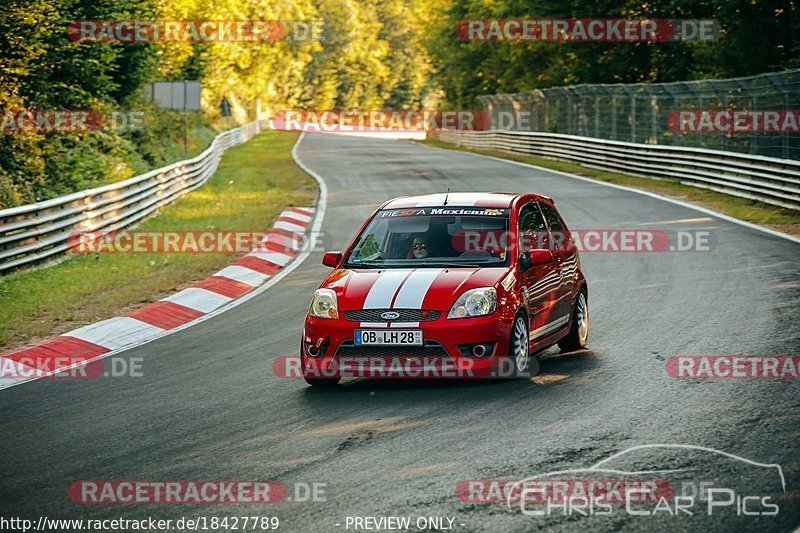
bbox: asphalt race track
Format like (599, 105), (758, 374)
(1, 132), (799, 531)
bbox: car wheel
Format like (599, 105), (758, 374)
(510, 313), (530, 374)
(558, 290), (589, 352)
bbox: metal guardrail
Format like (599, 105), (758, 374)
(0, 120), (266, 274)
(432, 129), (800, 210)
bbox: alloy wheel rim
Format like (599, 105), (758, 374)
(576, 293), (589, 344)
(513, 316), (529, 372)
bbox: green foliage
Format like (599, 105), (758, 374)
(0, 0), (440, 208)
(0, 0), (172, 207)
(426, 0), (800, 107)
(2, 0), (794, 208)
(159, 0), (437, 116)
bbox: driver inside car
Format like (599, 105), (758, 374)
(411, 236), (430, 259)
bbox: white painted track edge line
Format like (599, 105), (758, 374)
(1, 131), (326, 391)
(420, 140), (800, 245)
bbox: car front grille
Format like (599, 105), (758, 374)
(343, 309), (441, 322)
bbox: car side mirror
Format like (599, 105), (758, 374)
(322, 251), (342, 268)
(520, 249), (553, 270)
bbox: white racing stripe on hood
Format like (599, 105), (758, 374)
(392, 268), (443, 308)
(362, 269), (413, 309)
(390, 268), (443, 328)
(358, 268), (442, 329)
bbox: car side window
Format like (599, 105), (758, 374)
(539, 203), (564, 231)
(518, 203), (547, 251)
(539, 202), (569, 250)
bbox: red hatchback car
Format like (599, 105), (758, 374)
(301, 192), (588, 386)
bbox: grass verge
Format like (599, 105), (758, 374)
(422, 138), (800, 235)
(0, 130), (315, 350)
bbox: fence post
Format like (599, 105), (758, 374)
(595, 96), (600, 138)
(566, 93), (573, 134)
(783, 92), (789, 159)
(721, 93), (728, 152)
(670, 95), (679, 146)
(554, 99), (560, 133)
(544, 97), (549, 131)
(651, 97), (658, 144)
(697, 95), (703, 148)
(611, 95), (617, 140)
(750, 94), (757, 155)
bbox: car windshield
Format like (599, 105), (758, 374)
(344, 207), (510, 268)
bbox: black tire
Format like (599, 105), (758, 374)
(558, 290), (589, 352)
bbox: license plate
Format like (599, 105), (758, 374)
(355, 330), (423, 346)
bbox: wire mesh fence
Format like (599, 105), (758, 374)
(478, 70), (800, 160)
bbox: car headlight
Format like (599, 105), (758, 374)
(309, 289), (339, 319)
(448, 287), (497, 319)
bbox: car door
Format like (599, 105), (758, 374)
(539, 201), (575, 322)
(517, 203), (561, 340)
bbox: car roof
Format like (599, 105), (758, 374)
(383, 192), (529, 209)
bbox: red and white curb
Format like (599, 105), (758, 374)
(0, 206), (316, 390)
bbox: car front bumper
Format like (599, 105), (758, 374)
(302, 313), (515, 379)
